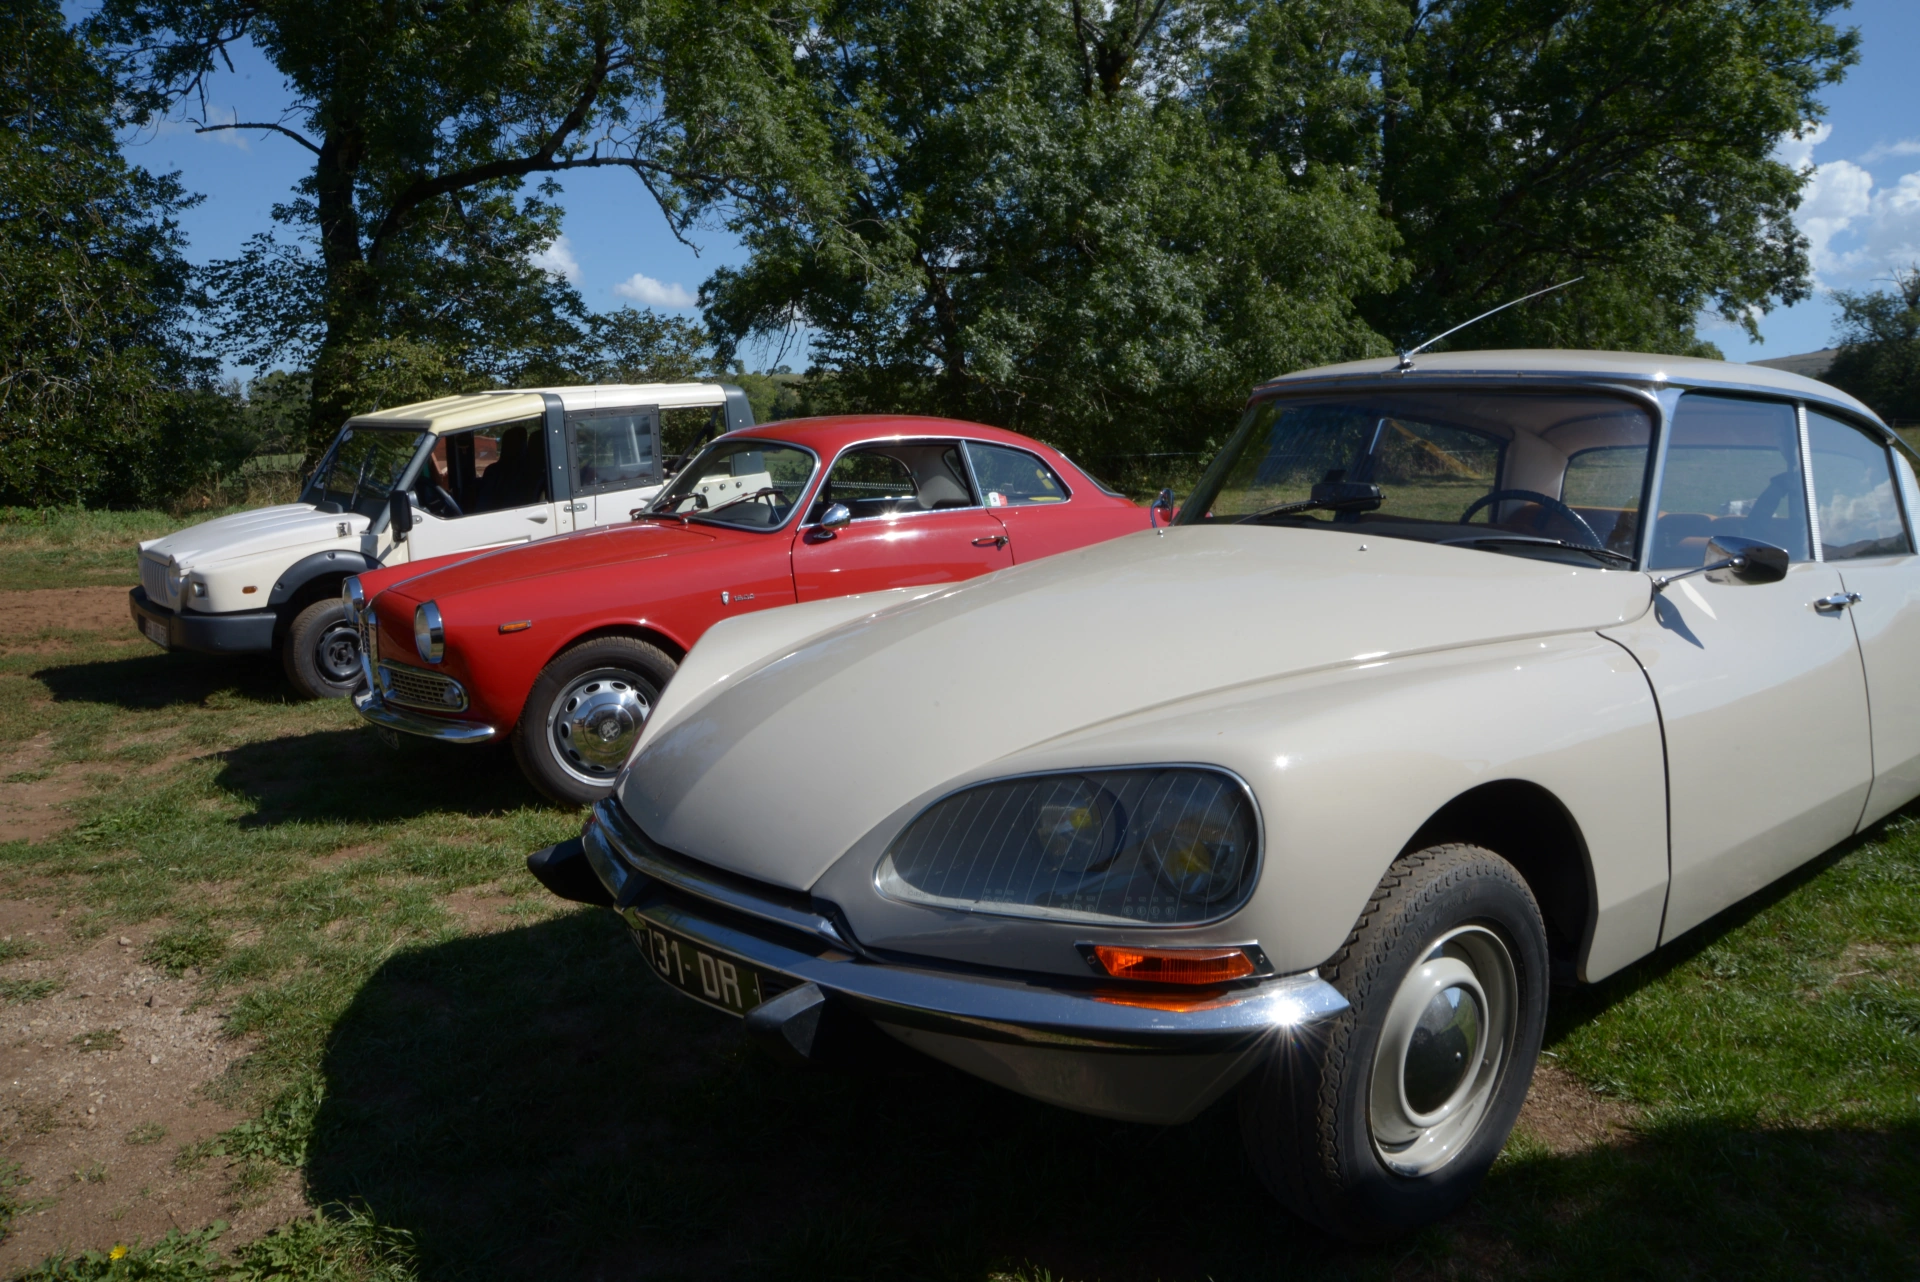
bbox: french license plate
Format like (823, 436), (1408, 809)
(635, 919), (771, 1016)
(139, 616), (168, 650)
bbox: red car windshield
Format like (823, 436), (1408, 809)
(646, 440), (818, 530)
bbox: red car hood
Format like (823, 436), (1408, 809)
(375, 520), (732, 605)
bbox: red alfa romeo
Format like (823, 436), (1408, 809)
(346, 415), (1145, 803)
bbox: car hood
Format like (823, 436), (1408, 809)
(139, 504), (368, 569)
(378, 520), (731, 603)
(619, 525), (1655, 891)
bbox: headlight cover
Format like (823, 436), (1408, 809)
(875, 766), (1260, 926)
(414, 600), (445, 663)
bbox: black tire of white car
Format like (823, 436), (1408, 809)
(282, 598), (364, 700)
(512, 636), (678, 806)
(1238, 844), (1548, 1240)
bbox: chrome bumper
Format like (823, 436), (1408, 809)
(581, 804), (1349, 1124)
(351, 685), (498, 744)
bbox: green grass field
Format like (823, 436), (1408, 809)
(0, 513), (1914, 1280)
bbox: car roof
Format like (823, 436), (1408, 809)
(1257, 349), (1891, 436)
(724, 414), (1067, 457)
(344, 383), (731, 435)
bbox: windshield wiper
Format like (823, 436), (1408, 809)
(1242, 480), (1384, 523)
(1438, 533), (1633, 567)
(692, 487), (787, 522)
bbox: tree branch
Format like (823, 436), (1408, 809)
(195, 121), (321, 154)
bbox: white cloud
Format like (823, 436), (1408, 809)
(613, 273), (697, 308)
(1774, 123), (1920, 288)
(1861, 139), (1920, 164)
(1799, 159), (1874, 271)
(529, 234), (581, 283)
(1773, 123), (1830, 174)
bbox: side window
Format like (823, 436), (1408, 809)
(569, 409), (660, 495)
(968, 443), (1071, 507)
(420, 418), (549, 518)
(812, 443), (977, 521)
(1649, 396), (1808, 570)
(1807, 410), (1913, 560)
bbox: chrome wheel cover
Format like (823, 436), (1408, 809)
(547, 668), (652, 785)
(315, 618), (361, 685)
(1368, 924), (1517, 1177)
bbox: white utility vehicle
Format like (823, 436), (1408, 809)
(130, 383), (751, 698)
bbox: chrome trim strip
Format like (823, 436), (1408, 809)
(587, 799), (853, 950)
(622, 896), (1349, 1052)
(351, 685), (498, 744)
(1798, 402), (1824, 562)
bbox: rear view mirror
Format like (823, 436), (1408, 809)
(1704, 535), (1788, 585)
(389, 489), (414, 541)
(819, 503), (852, 532)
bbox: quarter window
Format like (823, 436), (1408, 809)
(968, 443), (1071, 506)
(1649, 396), (1809, 570)
(1806, 410), (1913, 560)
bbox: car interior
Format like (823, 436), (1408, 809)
(808, 443), (977, 522)
(416, 419), (550, 519)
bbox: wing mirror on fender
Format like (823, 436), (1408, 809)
(388, 489), (414, 542)
(1652, 535), (1789, 592)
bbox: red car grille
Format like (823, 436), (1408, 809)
(378, 662), (468, 713)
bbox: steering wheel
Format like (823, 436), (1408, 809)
(1460, 488), (1602, 547)
(430, 484), (462, 517)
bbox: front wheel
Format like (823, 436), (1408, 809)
(1239, 844), (1548, 1240)
(512, 636), (677, 806)
(282, 597), (364, 699)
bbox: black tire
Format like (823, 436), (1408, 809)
(1239, 844), (1548, 1240)
(511, 635), (677, 806)
(282, 597), (364, 699)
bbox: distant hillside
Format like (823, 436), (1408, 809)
(1750, 349), (1838, 379)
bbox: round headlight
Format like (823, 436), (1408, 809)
(342, 576), (366, 611)
(876, 766), (1259, 926)
(414, 601), (445, 663)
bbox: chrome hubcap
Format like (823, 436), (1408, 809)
(316, 620), (361, 684)
(1368, 924), (1516, 1176)
(548, 668), (652, 784)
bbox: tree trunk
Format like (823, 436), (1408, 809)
(304, 115), (371, 459)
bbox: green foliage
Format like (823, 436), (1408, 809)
(0, 1158), (31, 1242)
(0, 0), (227, 507)
(18, 1226), (227, 1280)
(143, 925), (228, 975)
(1826, 266), (1920, 422)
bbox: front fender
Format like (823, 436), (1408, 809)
(270, 549), (378, 607)
(810, 632), (1667, 984)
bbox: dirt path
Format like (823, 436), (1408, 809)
(0, 587), (138, 645)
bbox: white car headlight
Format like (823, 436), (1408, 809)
(414, 601), (445, 663)
(875, 766), (1259, 926)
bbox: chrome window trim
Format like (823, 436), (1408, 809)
(872, 762), (1266, 929)
(803, 436), (984, 528)
(1798, 402), (1825, 562)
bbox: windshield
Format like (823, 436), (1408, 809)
(645, 438), (818, 530)
(304, 426), (428, 520)
(1179, 390), (1655, 565)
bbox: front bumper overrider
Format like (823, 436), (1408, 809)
(549, 800), (1350, 1125)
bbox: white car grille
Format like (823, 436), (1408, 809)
(379, 662), (468, 713)
(139, 555), (176, 610)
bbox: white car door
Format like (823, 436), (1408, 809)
(1804, 408), (1920, 828)
(405, 417), (560, 559)
(1602, 392), (1872, 943)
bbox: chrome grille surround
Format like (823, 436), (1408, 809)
(377, 661), (468, 713)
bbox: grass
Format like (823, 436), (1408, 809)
(0, 511), (1916, 1279)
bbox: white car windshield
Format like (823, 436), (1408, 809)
(303, 426), (428, 520)
(1179, 390), (1656, 566)
(644, 439), (818, 530)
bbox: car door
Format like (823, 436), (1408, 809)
(566, 404), (665, 528)
(1803, 407), (1920, 827)
(1600, 392), (1872, 943)
(406, 418), (561, 558)
(791, 441), (1014, 601)
(962, 440), (1096, 562)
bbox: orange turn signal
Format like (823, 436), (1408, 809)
(1091, 945), (1256, 986)
(498, 620), (532, 634)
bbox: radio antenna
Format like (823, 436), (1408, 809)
(1394, 277), (1585, 373)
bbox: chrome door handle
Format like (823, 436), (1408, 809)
(1813, 592), (1862, 613)
(972, 535), (1009, 548)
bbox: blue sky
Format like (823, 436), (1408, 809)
(115, 0), (1920, 374)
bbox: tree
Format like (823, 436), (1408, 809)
(704, 0), (1403, 460)
(1336, 0), (1859, 354)
(1825, 267), (1920, 423)
(92, 0), (824, 452)
(0, 0), (225, 506)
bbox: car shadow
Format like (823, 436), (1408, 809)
(34, 649), (289, 709)
(213, 728), (550, 825)
(305, 910), (1920, 1281)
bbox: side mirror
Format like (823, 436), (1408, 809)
(818, 503), (852, 533)
(1704, 535), (1789, 585)
(1150, 488), (1175, 532)
(388, 488), (414, 541)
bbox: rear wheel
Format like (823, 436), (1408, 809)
(1238, 844), (1548, 1240)
(512, 636), (677, 806)
(282, 597), (363, 699)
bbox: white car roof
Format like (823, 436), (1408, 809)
(345, 383), (730, 435)
(1258, 349), (1888, 435)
